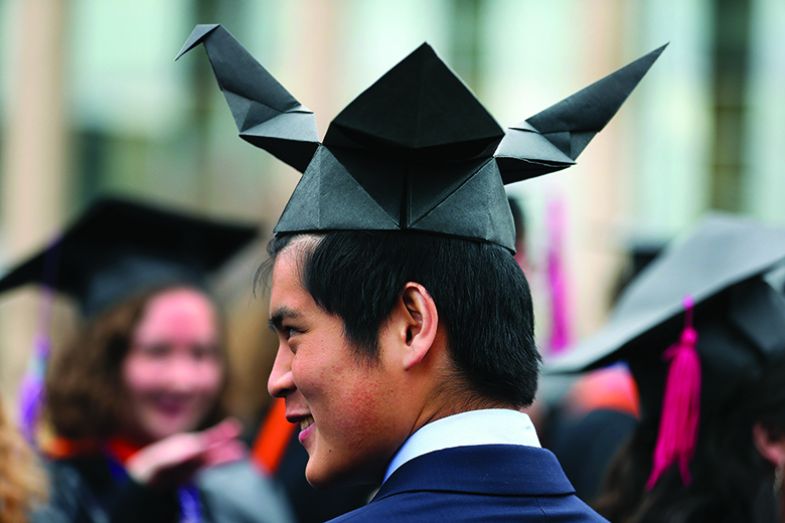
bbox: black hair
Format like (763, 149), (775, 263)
(267, 231), (540, 407)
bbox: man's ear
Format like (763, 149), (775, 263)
(752, 422), (785, 468)
(394, 282), (439, 371)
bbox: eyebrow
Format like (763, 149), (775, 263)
(268, 307), (302, 332)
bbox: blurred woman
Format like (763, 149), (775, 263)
(0, 196), (293, 523)
(43, 285), (268, 521)
(548, 215), (785, 523)
(596, 356), (785, 523)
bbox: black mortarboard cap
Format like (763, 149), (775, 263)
(177, 24), (665, 251)
(547, 214), (785, 421)
(0, 196), (258, 317)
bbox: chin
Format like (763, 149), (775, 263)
(304, 460), (332, 488)
(142, 417), (197, 441)
(305, 458), (380, 489)
(142, 427), (178, 442)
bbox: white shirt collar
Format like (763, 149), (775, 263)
(383, 408), (541, 483)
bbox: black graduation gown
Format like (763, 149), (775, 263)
(34, 455), (294, 523)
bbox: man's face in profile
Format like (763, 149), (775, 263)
(267, 241), (409, 487)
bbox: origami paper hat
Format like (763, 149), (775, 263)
(178, 24), (664, 251)
(0, 196), (258, 316)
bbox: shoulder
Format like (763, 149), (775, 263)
(197, 458), (295, 523)
(334, 445), (608, 522)
(36, 458), (89, 519)
(34, 455), (113, 523)
(44, 454), (111, 497)
(328, 490), (607, 522)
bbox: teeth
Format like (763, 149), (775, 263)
(299, 416), (314, 431)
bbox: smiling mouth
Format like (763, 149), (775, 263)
(297, 415), (316, 445)
(152, 398), (192, 417)
(299, 416), (315, 432)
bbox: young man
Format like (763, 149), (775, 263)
(179, 24), (663, 521)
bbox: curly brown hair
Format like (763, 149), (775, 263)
(45, 285), (228, 441)
(0, 400), (47, 523)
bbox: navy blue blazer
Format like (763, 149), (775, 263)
(328, 444), (607, 522)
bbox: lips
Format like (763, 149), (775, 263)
(299, 416), (314, 432)
(146, 395), (200, 423)
(132, 395), (206, 440)
(298, 419), (315, 444)
(288, 413), (316, 445)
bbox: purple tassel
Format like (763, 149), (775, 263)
(18, 235), (61, 445)
(18, 332), (51, 442)
(18, 282), (56, 444)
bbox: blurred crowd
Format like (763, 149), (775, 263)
(2, 2), (785, 523)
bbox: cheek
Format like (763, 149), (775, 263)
(194, 360), (224, 396)
(291, 332), (351, 397)
(290, 330), (395, 439)
(291, 351), (347, 405)
(297, 357), (385, 428)
(122, 357), (162, 396)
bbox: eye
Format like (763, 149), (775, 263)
(280, 325), (305, 355)
(192, 343), (219, 360)
(284, 325), (303, 340)
(137, 343), (170, 359)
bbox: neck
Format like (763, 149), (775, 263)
(410, 387), (516, 438)
(402, 347), (518, 454)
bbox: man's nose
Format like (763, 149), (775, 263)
(267, 345), (295, 398)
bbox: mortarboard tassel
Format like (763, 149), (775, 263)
(646, 295), (701, 490)
(18, 289), (54, 443)
(546, 196), (571, 354)
(17, 236), (61, 444)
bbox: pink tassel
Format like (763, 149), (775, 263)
(546, 196), (571, 354)
(646, 295), (701, 490)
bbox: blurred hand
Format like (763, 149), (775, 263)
(126, 418), (245, 488)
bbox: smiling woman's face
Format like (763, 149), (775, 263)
(121, 287), (223, 443)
